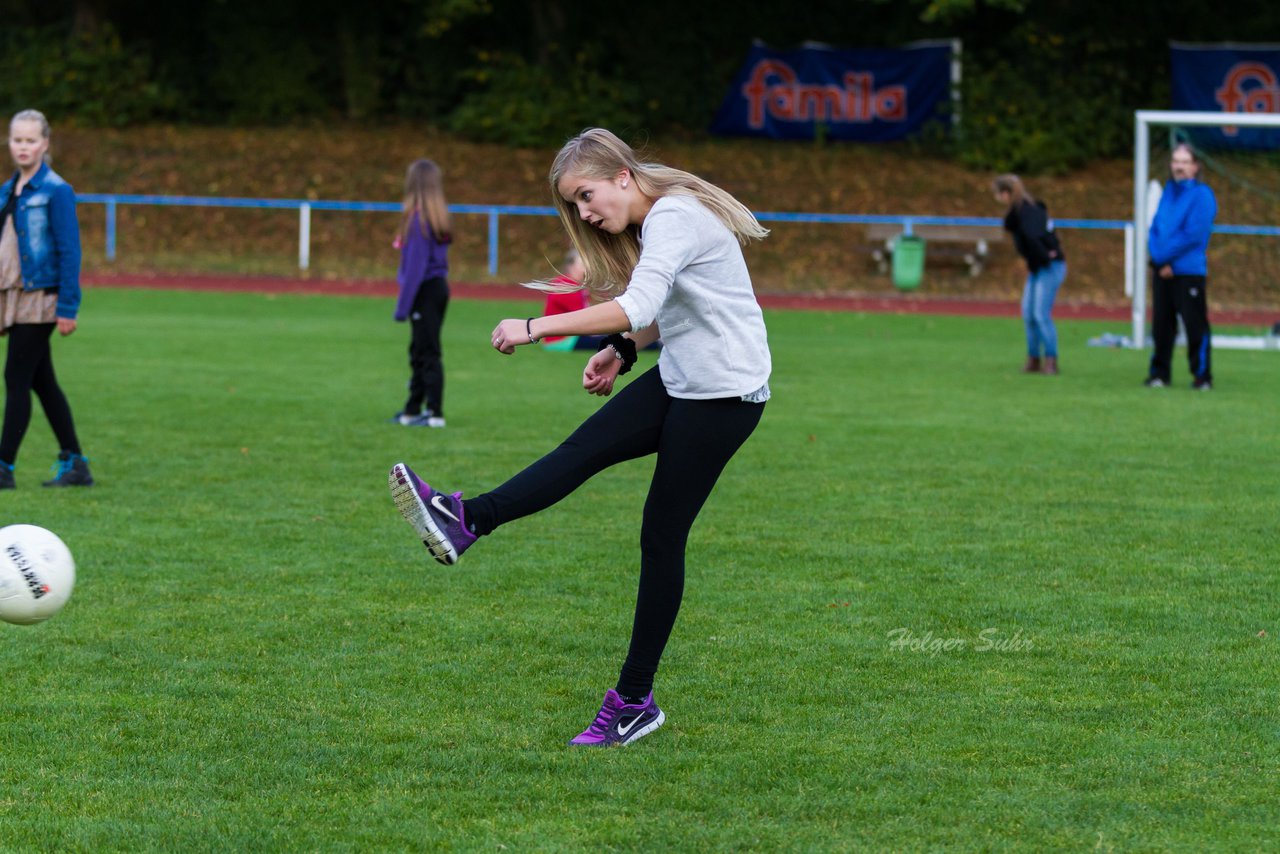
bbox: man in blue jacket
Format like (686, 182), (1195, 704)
(1146, 143), (1217, 390)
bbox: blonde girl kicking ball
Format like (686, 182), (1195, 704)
(389, 128), (770, 746)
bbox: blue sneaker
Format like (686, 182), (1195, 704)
(388, 462), (476, 565)
(43, 451), (94, 487)
(569, 689), (666, 747)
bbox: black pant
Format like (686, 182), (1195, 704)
(403, 277), (448, 416)
(463, 367), (765, 697)
(1150, 274), (1212, 383)
(0, 323), (81, 464)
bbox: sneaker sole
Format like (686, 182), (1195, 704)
(621, 709), (665, 745)
(388, 463), (458, 565)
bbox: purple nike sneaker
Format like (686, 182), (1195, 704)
(569, 689), (666, 747)
(388, 462), (477, 565)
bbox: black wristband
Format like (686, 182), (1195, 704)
(598, 333), (638, 375)
(526, 317), (539, 343)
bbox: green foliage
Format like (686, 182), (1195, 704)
(918, 0), (1027, 23)
(418, 0), (494, 37)
(202, 23), (328, 123)
(949, 26), (1144, 173)
(448, 50), (651, 147)
(338, 28), (382, 121)
(0, 23), (174, 126)
(12, 0), (1280, 166)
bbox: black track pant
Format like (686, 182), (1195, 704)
(1149, 274), (1212, 384)
(0, 323), (81, 465)
(403, 277), (449, 416)
(463, 367), (765, 698)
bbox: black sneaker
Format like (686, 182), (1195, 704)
(43, 451), (94, 487)
(1192, 378), (1213, 391)
(0, 463), (13, 490)
(1143, 377), (1167, 388)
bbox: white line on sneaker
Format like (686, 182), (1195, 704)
(388, 463), (457, 564)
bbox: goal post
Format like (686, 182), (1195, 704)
(1131, 109), (1280, 348)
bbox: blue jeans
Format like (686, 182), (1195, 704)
(1022, 260), (1066, 358)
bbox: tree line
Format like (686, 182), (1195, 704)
(4, 0), (1279, 172)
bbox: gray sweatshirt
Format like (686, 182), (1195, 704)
(613, 195), (772, 400)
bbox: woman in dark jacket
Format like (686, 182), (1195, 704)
(994, 174), (1067, 375)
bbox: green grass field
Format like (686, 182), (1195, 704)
(1, 288), (1276, 851)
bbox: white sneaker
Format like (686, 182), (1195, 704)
(393, 412), (445, 427)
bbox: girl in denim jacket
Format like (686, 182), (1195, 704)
(0, 110), (92, 488)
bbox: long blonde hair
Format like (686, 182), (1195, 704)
(535, 128), (767, 297)
(399, 159), (451, 243)
(992, 173), (1034, 210)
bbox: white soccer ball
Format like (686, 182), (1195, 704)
(0, 524), (75, 625)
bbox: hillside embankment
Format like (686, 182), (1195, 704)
(59, 126), (1278, 310)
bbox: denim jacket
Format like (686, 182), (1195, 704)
(0, 162), (82, 319)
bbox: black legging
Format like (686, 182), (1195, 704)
(463, 366), (764, 698)
(403, 277), (449, 417)
(0, 322), (81, 464)
(1149, 274), (1212, 384)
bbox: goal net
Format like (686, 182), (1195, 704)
(1130, 110), (1280, 349)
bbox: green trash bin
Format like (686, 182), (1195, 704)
(891, 235), (925, 290)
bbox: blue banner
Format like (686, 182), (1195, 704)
(1170, 42), (1280, 149)
(711, 41), (954, 142)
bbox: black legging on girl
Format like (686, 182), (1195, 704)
(1, 322), (82, 464)
(462, 366), (764, 698)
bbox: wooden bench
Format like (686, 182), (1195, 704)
(865, 223), (1006, 277)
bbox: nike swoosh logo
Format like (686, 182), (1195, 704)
(429, 494), (459, 522)
(616, 712), (647, 737)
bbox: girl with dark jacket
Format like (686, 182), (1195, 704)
(994, 174), (1067, 375)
